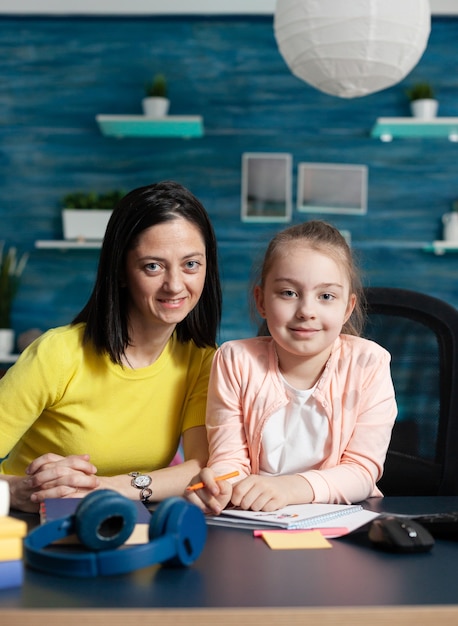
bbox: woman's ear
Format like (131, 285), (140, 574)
(254, 285), (266, 319)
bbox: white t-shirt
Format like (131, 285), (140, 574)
(259, 376), (330, 475)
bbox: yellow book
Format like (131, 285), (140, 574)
(0, 516), (28, 540)
(0, 537), (23, 561)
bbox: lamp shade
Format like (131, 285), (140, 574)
(274, 0), (431, 98)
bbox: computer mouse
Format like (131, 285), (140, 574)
(368, 516), (435, 553)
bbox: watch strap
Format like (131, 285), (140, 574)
(140, 487), (153, 502)
(128, 472), (153, 502)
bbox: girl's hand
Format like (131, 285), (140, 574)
(25, 453), (99, 503)
(231, 475), (311, 512)
(185, 467), (233, 515)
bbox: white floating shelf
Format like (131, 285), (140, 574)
(35, 240), (102, 249)
(0, 354), (19, 363)
(96, 115), (204, 138)
(371, 117), (458, 141)
(424, 241), (458, 255)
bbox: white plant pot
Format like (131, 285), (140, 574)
(141, 97), (170, 117)
(442, 212), (458, 242)
(62, 209), (112, 241)
(410, 99), (439, 119)
(0, 328), (14, 355)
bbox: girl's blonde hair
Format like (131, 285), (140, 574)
(256, 220), (365, 336)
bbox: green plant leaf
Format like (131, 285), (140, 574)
(0, 243), (28, 328)
(62, 190), (125, 209)
(145, 73), (167, 98)
(406, 82), (435, 101)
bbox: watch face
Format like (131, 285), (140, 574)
(134, 474), (152, 488)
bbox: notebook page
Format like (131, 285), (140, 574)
(207, 503), (372, 529)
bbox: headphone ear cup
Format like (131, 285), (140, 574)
(149, 497), (207, 566)
(149, 497), (181, 538)
(75, 489), (137, 551)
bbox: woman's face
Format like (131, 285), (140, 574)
(125, 217), (206, 332)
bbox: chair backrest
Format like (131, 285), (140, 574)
(364, 287), (458, 496)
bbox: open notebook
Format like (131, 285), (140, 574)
(206, 503), (379, 535)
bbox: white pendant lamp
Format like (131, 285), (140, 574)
(274, 0), (431, 98)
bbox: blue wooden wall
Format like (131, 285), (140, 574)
(1, 15), (457, 344)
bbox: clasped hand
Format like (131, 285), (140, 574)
(23, 453), (99, 506)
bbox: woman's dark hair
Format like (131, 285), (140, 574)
(73, 181), (222, 363)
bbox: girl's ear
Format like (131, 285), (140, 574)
(344, 293), (357, 324)
(254, 285), (266, 319)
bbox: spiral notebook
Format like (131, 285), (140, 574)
(206, 503), (379, 533)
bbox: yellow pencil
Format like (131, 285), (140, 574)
(186, 471), (239, 491)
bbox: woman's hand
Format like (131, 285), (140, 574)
(7, 475), (42, 513)
(185, 467), (233, 515)
(25, 453), (99, 503)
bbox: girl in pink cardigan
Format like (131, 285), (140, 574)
(187, 220), (397, 514)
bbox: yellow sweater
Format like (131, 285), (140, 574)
(0, 324), (215, 476)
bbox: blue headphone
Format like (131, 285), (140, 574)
(24, 489), (207, 577)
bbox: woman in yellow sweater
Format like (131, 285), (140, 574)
(1, 180), (222, 512)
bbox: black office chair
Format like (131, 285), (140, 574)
(364, 287), (458, 496)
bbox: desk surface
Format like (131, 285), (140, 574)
(2, 496), (458, 626)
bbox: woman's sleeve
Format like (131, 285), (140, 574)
(205, 345), (252, 479)
(181, 346), (216, 432)
(0, 334), (62, 460)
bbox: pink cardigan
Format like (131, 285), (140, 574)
(206, 335), (397, 504)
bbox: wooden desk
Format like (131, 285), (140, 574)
(2, 497), (458, 626)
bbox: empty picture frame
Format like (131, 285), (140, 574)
(297, 163), (368, 215)
(241, 153), (292, 222)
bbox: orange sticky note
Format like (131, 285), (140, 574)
(260, 530), (332, 550)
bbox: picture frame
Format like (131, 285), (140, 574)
(241, 153), (292, 222)
(297, 163), (368, 215)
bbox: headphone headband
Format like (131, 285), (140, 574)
(24, 490), (207, 577)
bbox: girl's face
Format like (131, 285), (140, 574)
(254, 243), (356, 369)
(125, 217), (206, 332)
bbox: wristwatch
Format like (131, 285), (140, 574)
(128, 471), (153, 502)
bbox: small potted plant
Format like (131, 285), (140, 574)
(406, 82), (438, 119)
(142, 73), (170, 117)
(0, 242), (29, 354)
(61, 190), (125, 241)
